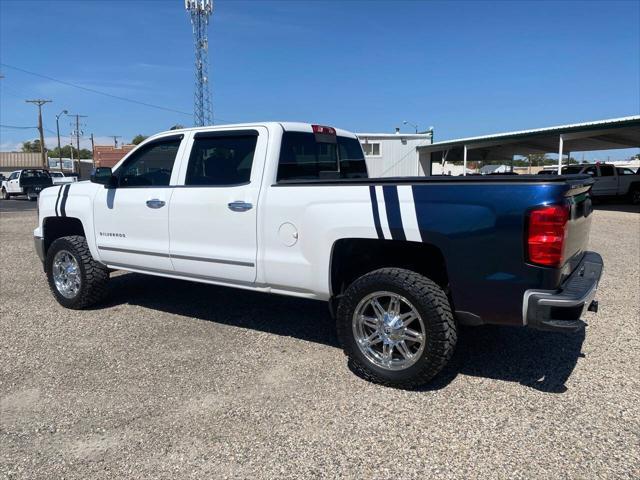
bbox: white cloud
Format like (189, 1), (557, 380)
(0, 141), (23, 152)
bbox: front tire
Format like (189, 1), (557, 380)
(337, 268), (457, 389)
(46, 235), (110, 309)
(1, 188), (10, 200)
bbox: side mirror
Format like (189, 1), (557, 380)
(90, 167), (118, 188)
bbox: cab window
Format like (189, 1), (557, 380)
(599, 165), (615, 177)
(185, 132), (258, 186)
(117, 137), (182, 187)
(277, 132), (368, 181)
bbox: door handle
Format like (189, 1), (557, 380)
(146, 199), (166, 209)
(228, 201), (253, 212)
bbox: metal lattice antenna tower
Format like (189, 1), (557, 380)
(185, 0), (213, 126)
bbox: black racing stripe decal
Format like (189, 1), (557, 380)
(59, 184), (71, 217)
(54, 185), (64, 216)
(369, 186), (384, 240)
(382, 185), (406, 241)
(411, 185), (427, 242)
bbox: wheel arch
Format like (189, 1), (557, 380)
(42, 216), (86, 256)
(329, 238), (450, 298)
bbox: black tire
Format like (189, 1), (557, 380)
(336, 268), (456, 389)
(28, 195), (37, 201)
(1, 188), (9, 200)
(45, 235), (110, 309)
(630, 186), (640, 205)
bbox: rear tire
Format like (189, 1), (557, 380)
(46, 235), (110, 309)
(630, 187), (640, 205)
(336, 268), (457, 389)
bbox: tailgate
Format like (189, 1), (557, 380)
(563, 179), (594, 276)
(20, 176), (53, 188)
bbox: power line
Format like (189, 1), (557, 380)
(1, 63), (192, 117)
(0, 124), (37, 129)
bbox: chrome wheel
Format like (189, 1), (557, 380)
(52, 250), (81, 299)
(352, 291), (426, 371)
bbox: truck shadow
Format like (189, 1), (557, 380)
(415, 325), (585, 394)
(103, 272), (585, 394)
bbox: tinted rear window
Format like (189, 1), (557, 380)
(277, 132), (368, 181)
(22, 170), (50, 178)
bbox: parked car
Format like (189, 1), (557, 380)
(49, 171), (78, 185)
(33, 123), (603, 388)
(1, 169), (54, 201)
(561, 164), (640, 204)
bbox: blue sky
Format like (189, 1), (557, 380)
(1, 0), (638, 159)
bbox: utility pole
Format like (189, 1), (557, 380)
(26, 99), (52, 168)
(110, 135), (122, 148)
(55, 109), (68, 171)
(68, 113), (87, 173)
(90, 133), (95, 151)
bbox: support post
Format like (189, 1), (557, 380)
(463, 145), (468, 176)
(557, 135), (564, 174)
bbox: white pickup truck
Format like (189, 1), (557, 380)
(1, 169), (53, 200)
(49, 171), (78, 185)
(541, 163), (640, 203)
(34, 122), (603, 387)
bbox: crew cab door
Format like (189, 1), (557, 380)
(6, 172), (20, 193)
(93, 134), (186, 271)
(168, 128), (268, 283)
(594, 164), (617, 196)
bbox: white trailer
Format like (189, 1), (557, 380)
(357, 131), (433, 177)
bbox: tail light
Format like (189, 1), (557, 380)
(527, 204), (570, 267)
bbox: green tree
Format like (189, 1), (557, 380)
(48, 145), (92, 160)
(22, 139), (43, 153)
(131, 134), (148, 145)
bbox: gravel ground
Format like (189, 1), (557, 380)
(1, 205), (639, 479)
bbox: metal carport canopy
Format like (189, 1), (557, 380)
(417, 116), (640, 174)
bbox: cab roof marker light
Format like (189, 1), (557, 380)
(312, 125), (336, 136)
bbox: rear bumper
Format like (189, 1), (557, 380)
(524, 251), (603, 332)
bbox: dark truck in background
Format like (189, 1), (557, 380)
(1, 169), (54, 201)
